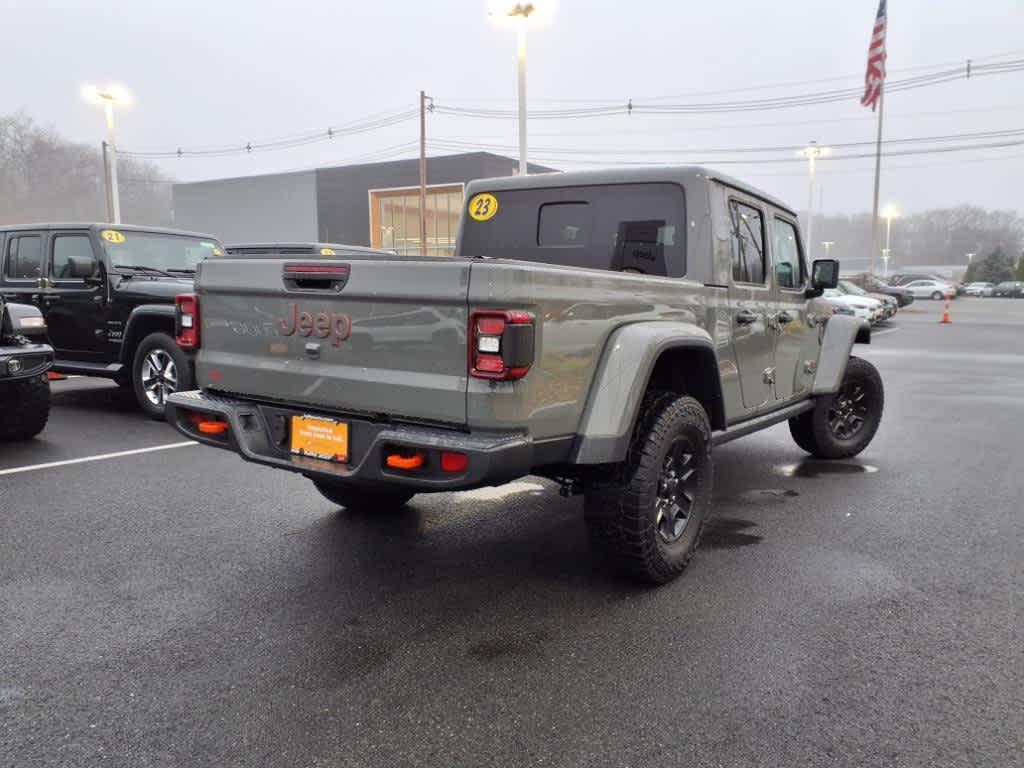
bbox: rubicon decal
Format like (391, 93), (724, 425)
(278, 303), (352, 347)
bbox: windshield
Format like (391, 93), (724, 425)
(102, 230), (223, 272)
(839, 280), (868, 296)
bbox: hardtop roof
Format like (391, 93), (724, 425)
(464, 166), (798, 218)
(0, 222), (220, 240)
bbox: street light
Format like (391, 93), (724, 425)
(882, 204), (899, 273)
(799, 142), (830, 260)
(82, 84), (132, 224)
(821, 240), (835, 257)
(489, 1), (548, 176)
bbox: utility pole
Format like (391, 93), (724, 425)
(104, 100), (122, 224)
(101, 141), (115, 221)
(419, 90), (428, 256)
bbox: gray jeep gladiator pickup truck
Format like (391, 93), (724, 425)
(167, 167), (883, 583)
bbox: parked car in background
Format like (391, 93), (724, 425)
(963, 282), (996, 297)
(843, 272), (915, 306)
(888, 272), (946, 286)
(902, 279), (956, 300)
(992, 281), (1024, 298)
(0, 223), (225, 419)
(836, 279), (897, 320)
(822, 288), (884, 323)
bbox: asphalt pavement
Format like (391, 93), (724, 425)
(2, 297), (1022, 767)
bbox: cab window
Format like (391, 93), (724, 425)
(728, 200), (765, 284)
(771, 217), (805, 290)
(4, 234), (43, 281)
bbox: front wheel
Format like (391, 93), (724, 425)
(789, 356), (883, 459)
(0, 375), (50, 440)
(584, 394), (713, 585)
(931, 291), (944, 300)
(311, 479), (415, 512)
(132, 332), (193, 420)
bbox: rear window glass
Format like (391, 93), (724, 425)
(459, 183), (686, 277)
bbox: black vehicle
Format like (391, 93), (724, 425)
(842, 272), (915, 307)
(992, 281), (1024, 298)
(0, 295), (53, 440)
(0, 223), (224, 419)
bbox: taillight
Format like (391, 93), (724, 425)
(469, 310), (535, 381)
(175, 294), (200, 349)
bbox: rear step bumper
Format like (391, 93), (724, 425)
(166, 390), (534, 492)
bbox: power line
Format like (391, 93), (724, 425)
(434, 59), (1024, 119)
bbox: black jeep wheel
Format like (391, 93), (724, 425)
(789, 356), (884, 459)
(132, 332), (193, 420)
(0, 375), (50, 440)
(311, 479), (415, 512)
(584, 394), (713, 585)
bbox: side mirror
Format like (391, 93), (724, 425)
(807, 259), (839, 297)
(66, 256), (100, 282)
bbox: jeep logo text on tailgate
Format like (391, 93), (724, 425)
(278, 303), (352, 347)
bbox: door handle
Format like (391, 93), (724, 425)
(735, 309), (759, 325)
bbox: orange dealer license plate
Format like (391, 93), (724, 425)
(290, 415), (349, 463)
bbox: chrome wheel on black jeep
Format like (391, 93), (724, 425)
(132, 332), (193, 420)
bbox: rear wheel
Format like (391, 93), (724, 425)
(0, 375), (50, 440)
(931, 291), (944, 300)
(311, 479), (415, 512)
(132, 332), (192, 420)
(584, 394), (713, 584)
(789, 356), (883, 459)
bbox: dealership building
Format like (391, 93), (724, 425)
(172, 152), (556, 255)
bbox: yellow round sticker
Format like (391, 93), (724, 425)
(319, 247), (337, 256)
(101, 229), (126, 244)
(468, 193), (499, 222)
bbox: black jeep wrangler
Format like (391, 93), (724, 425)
(0, 295), (53, 440)
(0, 224), (224, 419)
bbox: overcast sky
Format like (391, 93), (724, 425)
(4, 0), (1023, 215)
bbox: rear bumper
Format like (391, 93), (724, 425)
(0, 342), (53, 381)
(166, 390), (535, 492)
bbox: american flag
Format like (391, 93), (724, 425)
(860, 0), (887, 111)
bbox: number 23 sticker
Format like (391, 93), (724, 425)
(468, 193), (499, 222)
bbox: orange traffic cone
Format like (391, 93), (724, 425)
(939, 290), (952, 324)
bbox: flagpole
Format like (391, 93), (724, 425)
(869, 85), (885, 276)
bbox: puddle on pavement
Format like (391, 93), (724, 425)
(735, 488), (800, 505)
(702, 517), (763, 549)
(777, 460), (878, 478)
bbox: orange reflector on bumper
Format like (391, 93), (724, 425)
(198, 420), (229, 435)
(386, 453), (425, 470)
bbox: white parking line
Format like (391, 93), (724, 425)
(871, 327), (900, 337)
(0, 441), (196, 477)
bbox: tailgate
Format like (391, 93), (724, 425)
(195, 257), (470, 425)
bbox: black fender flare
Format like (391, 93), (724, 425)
(119, 304), (177, 366)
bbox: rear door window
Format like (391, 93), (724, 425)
(4, 234), (44, 281)
(728, 200), (766, 285)
(459, 183), (686, 277)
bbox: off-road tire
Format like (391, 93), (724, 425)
(132, 332), (193, 420)
(0, 375), (50, 440)
(583, 393), (713, 585)
(311, 479), (415, 512)
(789, 356), (883, 459)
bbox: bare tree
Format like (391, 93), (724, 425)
(0, 112), (172, 226)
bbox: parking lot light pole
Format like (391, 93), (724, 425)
(821, 240), (835, 258)
(507, 3), (535, 176)
(83, 84), (131, 224)
(882, 204), (898, 273)
(799, 142), (830, 260)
